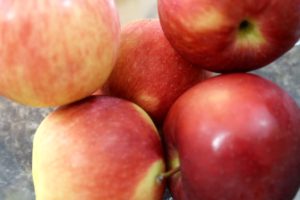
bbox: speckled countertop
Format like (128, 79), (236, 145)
(0, 1), (299, 199)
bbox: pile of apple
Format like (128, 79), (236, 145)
(0, 0), (299, 200)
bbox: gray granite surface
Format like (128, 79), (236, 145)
(0, 44), (299, 200)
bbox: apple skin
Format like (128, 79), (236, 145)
(32, 96), (166, 200)
(158, 0), (300, 72)
(163, 73), (300, 200)
(107, 19), (211, 125)
(0, 0), (120, 106)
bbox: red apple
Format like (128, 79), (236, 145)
(163, 73), (300, 200)
(0, 0), (120, 106)
(107, 19), (211, 124)
(158, 0), (300, 72)
(32, 96), (166, 200)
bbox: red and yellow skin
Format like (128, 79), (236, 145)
(0, 0), (120, 106)
(163, 73), (300, 200)
(107, 19), (211, 125)
(158, 0), (300, 72)
(32, 96), (166, 200)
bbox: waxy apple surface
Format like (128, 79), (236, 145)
(164, 73), (300, 200)
(32, 96), (165, 200)
(158, 0), (300, 72)
(107, 19), (210, 124)
(0, 0), (120, 106)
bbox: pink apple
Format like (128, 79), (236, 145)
(107, 19), (211, 125)
(32, 96), (166, 200)
(0, 0), (120, 106)
(158, 0), (300, 72)
(163, 73), (300, 200)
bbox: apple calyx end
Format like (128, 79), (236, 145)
(236, 19), (265, 47)
(156, 166), (180, 183)
(238, 20), (253, 33)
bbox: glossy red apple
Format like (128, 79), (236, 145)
(0, 0), (120, 106)
(107, 19), (211, 124)
(32, 96), (166, 200)
(163, 73), (300, 200)
(158, 0), (300, 72)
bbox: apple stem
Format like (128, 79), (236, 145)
(156, 166), (180, 183)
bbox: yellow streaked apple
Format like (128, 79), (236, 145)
(32, 96), (166, 200)
(0, 0), (120, 106)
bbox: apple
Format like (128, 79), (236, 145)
(32, 96), (166, 200)
(107, 19), (211, 125)
(158, 0), (300, 72)
(0, 0), (120, 106)
(163, 73), (300, 200)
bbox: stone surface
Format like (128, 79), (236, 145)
(0, 100), (53, 199)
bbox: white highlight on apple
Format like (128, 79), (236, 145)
(5, 11), (15, 21)
(212, 132), (228, 152)
(62, 0), (72, 7)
